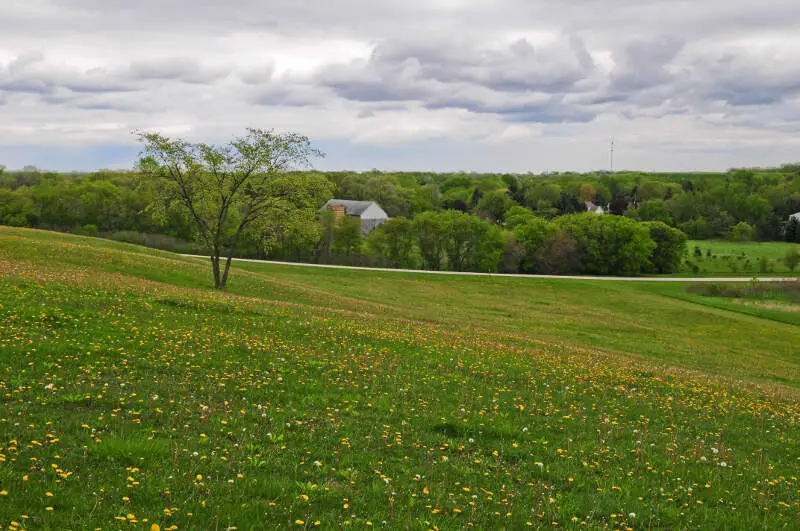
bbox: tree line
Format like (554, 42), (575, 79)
(2, 133), (799, 284)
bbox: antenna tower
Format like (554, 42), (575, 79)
(609, 139), (615, 172)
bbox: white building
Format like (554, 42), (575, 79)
(585, 201), (606, 215)
(320, 200), (389, 234)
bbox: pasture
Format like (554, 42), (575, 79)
(0, 227), (798, 529)
(682, 240), (799, 276)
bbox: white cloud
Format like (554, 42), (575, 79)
(0, 0), (799, 170)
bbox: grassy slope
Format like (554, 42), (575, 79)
(0, 227), (798, 530)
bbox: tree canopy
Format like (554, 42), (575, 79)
(135, 128), (327, 289)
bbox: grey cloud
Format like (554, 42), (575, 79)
(358, 37), (594, 94)
(240, 64), (276, 85)
(0, 52), (231, 100)
(609, 36), (684, 93)
(251, 84), (332, 107)
(687, 49), (800, 107)
(2, 0), (800, 170)
(314, 36), (598, 123)
(128, 58), (229, 84)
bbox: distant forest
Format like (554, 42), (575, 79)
(2, 164), (799, 274)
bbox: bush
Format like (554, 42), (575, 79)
(366, 217), (419, 269)
(513, 217), (557, 273)
(643, 221), (688, 274)
(78, 224), (99, 237)
(555, 214), (656, 275)
(728, 221), (755, 242)
(534, 230), (581, 275)
(785, 247), (799, 273)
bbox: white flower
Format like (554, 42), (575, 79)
(700, 456), (707, 462)
(522, 427), (529, 433)
(313, 461), (322, 467)
(629, 513), (636, 519)
(719, 461), (727, 468)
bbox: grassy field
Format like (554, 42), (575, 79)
(0, 227), (798, 529)
(681, 240), (799, 276)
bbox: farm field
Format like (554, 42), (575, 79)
(0, 227), (798, 529)
(681, 240), (800, 276)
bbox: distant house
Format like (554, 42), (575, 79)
(585, 201), (606, 215)
(320, 199), (389, 234)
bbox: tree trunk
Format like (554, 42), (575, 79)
(211, 251), (222, 290)
(218, 229), (244, 290)
(220, 254), (234, 290)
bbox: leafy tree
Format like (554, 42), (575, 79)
(409, 184), (441, 216)
(643, 221), (687, 273)
(317, 210), (338, 261)
(556, 192), (585, 215)
(609, 195), (630, 216)
(503, 174), (525, 204)
(413, 211), (447, 270)
(556, 214), (656, 275)
(501, 233), (525, 273)
(368, 217), (418, 268)
(440, 210), (489, 272)
(514, 217), (557, 273)
(135, 128), (323, 289)
(475, 224), (506, 273)
(260, 174), (333, 260)
(579, 183), (597, 203)
(440, 175), (472, 192)
(477, 191), (514, 223)
(635, 181), (667, 201)
(728, 221), (755, 242)
(332, 215), (363, 256)
(534, 230), (581, 275)
(786, 218), (800, 243)
(504, 205), (538, 229)
(469, 187), (484, 211)
(524, 183), (561, 210)
(784, 247), (799, 272)
(678, 217), (712, 240)
(625, 199), (673, 225)
(363, 175), (413, 217)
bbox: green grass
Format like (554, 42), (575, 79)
(0, 227), (798, 530)
(681, 240), (800, 276)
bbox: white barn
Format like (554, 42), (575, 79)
(321, 200), (389, 234)
(585, 201), (606, 214)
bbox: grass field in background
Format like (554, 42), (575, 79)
(0, 227), (798, 529)
(682, 240), (799, 275)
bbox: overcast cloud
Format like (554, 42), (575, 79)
(1, 0), (800, 171)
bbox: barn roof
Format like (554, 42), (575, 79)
(321, 199), (380, 217)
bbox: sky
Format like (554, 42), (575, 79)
(1, 0), (800, 173)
